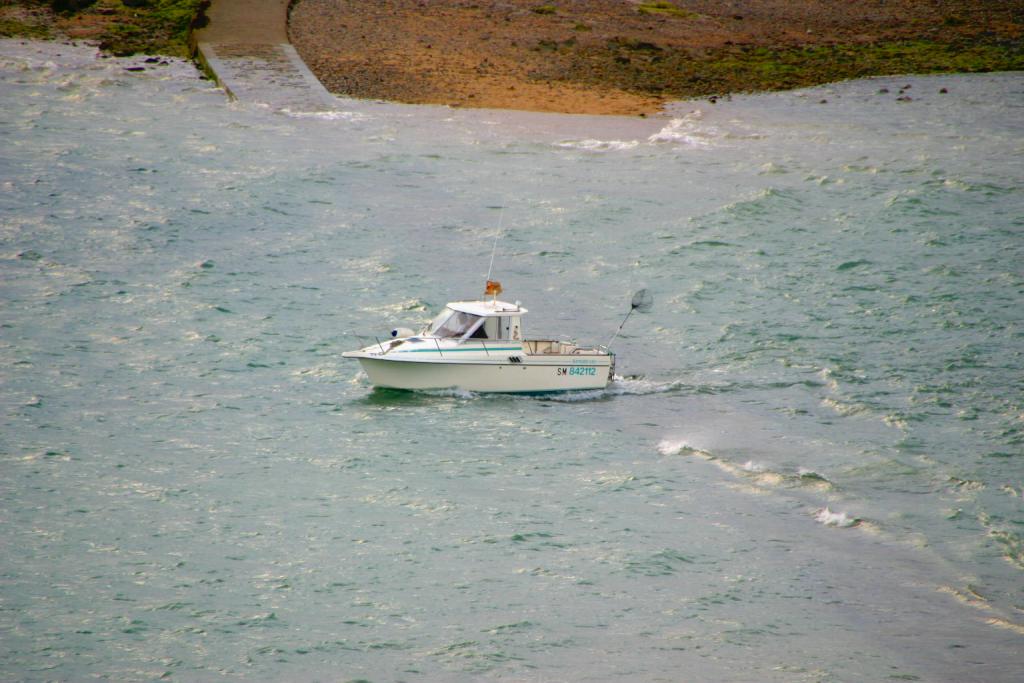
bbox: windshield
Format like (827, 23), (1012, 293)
(425, 308), (452, 335)
(427, 308), (484, 338)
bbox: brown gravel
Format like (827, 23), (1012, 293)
(288, 0), (1023, 115)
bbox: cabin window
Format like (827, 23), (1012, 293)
(428, 309), (483, 338)
(426, 308), (452, 335)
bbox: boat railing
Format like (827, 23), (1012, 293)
(345, 332), (388, 355)
(346, 330), (417, 356)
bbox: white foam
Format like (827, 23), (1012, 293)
(554, 138), (640, 152)
(281, 109), (369, 122)
(815, 507), (859, 528)
(646, 112), (713, 147)
(421, 387), (478, 400)
(656, 438), (694, 456)
(352, 374), (684, 403)
(608, 375), (685, 395)
(821, 396), (870, 417)
(537, 387), (608, 402)
(537, 375), (684, 403)
(555, 110), (716, 153)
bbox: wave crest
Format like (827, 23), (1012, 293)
(815, 507), (860, 528)
(555, 111), (716, 152)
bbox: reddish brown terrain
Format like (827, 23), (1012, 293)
(3, 1), (1020, 114)
(288, 0), (1023, 114)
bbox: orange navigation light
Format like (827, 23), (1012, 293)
(485, 280), (503, 297)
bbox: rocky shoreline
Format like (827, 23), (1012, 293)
(0, 0), (208, 57)
(3, 0), (1022, 115)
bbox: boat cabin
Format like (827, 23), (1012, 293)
(424, 300), (527, 342)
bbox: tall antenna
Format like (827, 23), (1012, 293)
(606, 289), (653, 349)
(485, 207), (504, 283)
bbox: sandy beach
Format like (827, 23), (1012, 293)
(288, 0), (1023, 115)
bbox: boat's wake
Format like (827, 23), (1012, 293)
(539, 375), (686, 402)
(417, 387), (479, 400)
(457, 375), (683, 402)
(355, 375), (685, 403)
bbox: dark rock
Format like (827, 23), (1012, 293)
(51, 0), (97, 12)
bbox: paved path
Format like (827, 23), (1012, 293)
(193, 0), (336, 112)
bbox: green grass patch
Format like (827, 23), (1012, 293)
(6, 0), (210, 56)
(531, 4), (556, 15)
(96, 0), (208, 56)
(694, 40), (1024, 93)
(561, 37), (1024, 99)
(0, 17), (53, 39)
(637, 2), (695, 19)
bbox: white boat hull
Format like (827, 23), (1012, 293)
(352, 356), (613, 393)
(342, 298), (615, 393)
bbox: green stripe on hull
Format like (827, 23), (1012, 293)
(396, 347), (523, 353)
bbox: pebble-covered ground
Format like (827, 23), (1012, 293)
(2, 0), (1021, 114)
(288, 0), (1024, 114)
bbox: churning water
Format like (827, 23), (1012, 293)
(1, 40), (1022, 681)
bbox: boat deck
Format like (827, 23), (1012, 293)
(523, 339), (606, 356)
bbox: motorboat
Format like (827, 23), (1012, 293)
(342, 281), (617, 393)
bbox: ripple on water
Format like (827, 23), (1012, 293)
(3, 41), (1024, 682)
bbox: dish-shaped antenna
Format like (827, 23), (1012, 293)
(631, 288), (654, 313)
(606, 289), (654, 349)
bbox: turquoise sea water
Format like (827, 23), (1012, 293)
(1, 40), (1022, 681)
